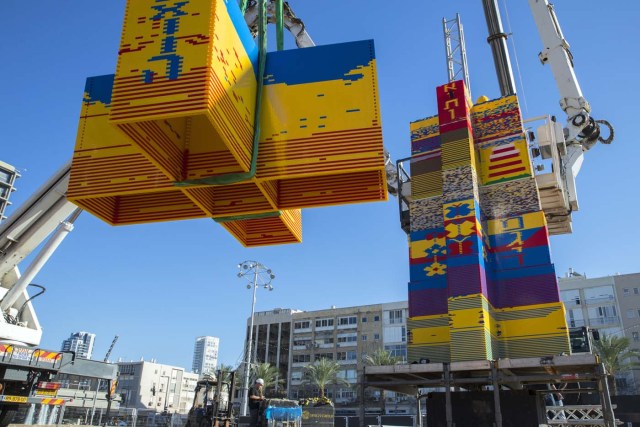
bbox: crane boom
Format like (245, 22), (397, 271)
(528, 0), (613, 151)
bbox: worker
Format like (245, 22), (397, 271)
(248, 378), (266, 427)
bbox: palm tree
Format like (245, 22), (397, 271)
(364, 349), (402, 415)
(303, 358), (350, 399)
(593, 333), (640, 394)
(251, 362), (284, 392)
(217, 363), (237, 384)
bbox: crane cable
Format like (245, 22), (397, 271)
(500, 0), (529, 116)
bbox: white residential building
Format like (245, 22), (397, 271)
(192, 336), (220, 375)
(61, 331), (96, 360)
(116, 360), (196, 414)
(559, 271), (638, 394)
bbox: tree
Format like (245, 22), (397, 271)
(303, 358), (350, 399)
(216, 363), (237, 384)
(251, 362), (284, 392)
(364, 349), (402, 415)
(592, 333), (640, 394)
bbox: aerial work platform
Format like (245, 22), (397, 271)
(363, 353), (618, 427)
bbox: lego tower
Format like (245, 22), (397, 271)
(407, 81), (570, 362)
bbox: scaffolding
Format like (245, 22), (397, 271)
(362, 353), (618, 427)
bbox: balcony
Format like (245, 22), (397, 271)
(337, 359), (357, 365)
(293, 327), (312, 334)
(315, 325), (334, 332)
(585, 296), (615, 305)
(337, 323), (357, 330)
(588, 317), (619, 326)
(315, 343), (334, 349)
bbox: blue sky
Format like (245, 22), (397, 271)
(1, 1), (638, 369)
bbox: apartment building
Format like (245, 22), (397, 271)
(246, 302), (410, 416)
(116, 360), (197, 414)
(61, 331), (96, 360)
(192, 336), (219, 375)
(559, 271), (639, 393)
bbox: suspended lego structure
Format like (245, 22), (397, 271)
(68, 0), (386, 247)
(406, 81), (570, 363)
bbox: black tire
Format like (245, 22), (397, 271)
(0, 404), (19, 427)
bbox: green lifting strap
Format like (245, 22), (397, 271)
(239, 0), (249, 15)
(276, 0), (284, 51)
(213, 210), (282, 223)
(174, 0), (267, 187)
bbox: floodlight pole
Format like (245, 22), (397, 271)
(238, 261), (275, 417)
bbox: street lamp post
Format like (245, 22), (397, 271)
(237, 261), (275, 417)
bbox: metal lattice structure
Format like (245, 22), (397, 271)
(443, 14), (471, 97)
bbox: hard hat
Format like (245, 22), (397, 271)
(256, 378), (265, 385)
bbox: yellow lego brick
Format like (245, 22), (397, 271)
(183, 182), (276, 218)
(69, 75), (210, 225)
(69, 76), (176, 200)
(477, 135), (532, 185)
(110, 0), (257, 180)
(486, 211), (547, 235)
(411, 172), (443, 199)
(273, 170), (387, 209)
(256, 54), (383, 181)
(77, 191), (208, 226)
(220, 209), (302, 247)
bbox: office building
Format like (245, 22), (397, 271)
(192, 336), (220, 375)
(245, 302), (410, 416)
(61, 331), (96, 360)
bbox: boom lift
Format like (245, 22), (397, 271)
(482, 0), (613, 234)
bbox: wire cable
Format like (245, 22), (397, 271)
(501, 0), (530, 116)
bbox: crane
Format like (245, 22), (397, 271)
(479, 0), (613, 234)
(104, 335), (119, 363)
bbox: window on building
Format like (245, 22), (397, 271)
(315, 318), (334, 328)
(374, 333), (380, 341)
(337, 333), (357, 344)
(633, 332), (640, 342)
(316, 353), (333, 360)
(402, 326), (407, 342)
(374, 316), (380, 322)
(338, 316), (357, 326)
(384, 344), (407, 361)
(336, 351), (357, 361)
(362, 335), (367, 341)
(337, 369), (357, 380)
(634, 288), (640, 295)
(315, 337), (334, 345)
(389, 309), (403, 324)
(623, 288), (630, 295)
(291, 371), (303, 381)
(293, 354), (311, 363)
(362, 317), (367, 323)
(294, 321), (310, 330)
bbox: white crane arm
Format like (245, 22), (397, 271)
(528, 0), (613, 152)
(0, 162), (78, 282)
